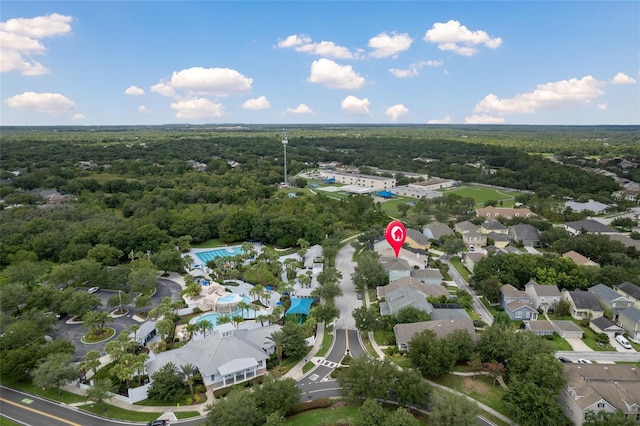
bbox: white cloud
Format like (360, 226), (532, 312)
(368, 32), (413, 58)
(6, 91), (75, 115)
(308, 58), (365, 89)
(286, 104), (314, 114)
(72, 113), (85, 120)
(597, 103), (607, 111)
(170, 98), (224, 119)
(0, 13), (73, 76)
(125, 85), (145, 96)
(153, 67), (253, 97)
(385, 104), (408, 122)
(611, 72), (637, 85)
(424, 20), (502, 56)
(472, 75), (605, 116)
(341, 95), (371, 115)
(427, 115), (452, 124)
(241, 96), (271, 110)
(465, 114), (505, 124)
(389, 60), (443, 78)
(278, 34), (353, 59)
(137, 105), (150, 113)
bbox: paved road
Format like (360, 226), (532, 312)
(555, 351), (640, 363)
(445, 259), (494, 326)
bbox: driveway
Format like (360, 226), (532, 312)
(565, 338), (593, 351)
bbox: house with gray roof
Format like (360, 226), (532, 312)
(380, 257), (412, 283)
(377, 277), (448, 300)
(146, 324), (280, 390)
(379, 286), (433, 317)
(500, 284), (538, 320)
(423, 222), (454, 241)
(409, 268), (444, 285)
(405, 228), (431, 251)
(618, 307), (640, 341)
(455, 221), (487, 248)
(524, 320), (555, 336)
(551, 320), (584, 339)
(589, 316), (623, 341)
(430, 308), (471, 321)
(487, 231), (512, 248)
(393, 318), (475, 351)
(559, 364), (640, 425)
(481, 220), (508, 235)
(614, 281), (640, 309)
(564, 199), (610, 214)
(564, 219), (617, 236)
(608, 234), (640, 251)
(510, 224), (540, 247)
(588, 283), (633, 320)
(525, 280), (561, 312)
(561, 289), (604, 320)
(462, 252), (485, 272)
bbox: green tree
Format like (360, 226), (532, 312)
(282, 322), (309, 359)
(354, 398), (389, 426)
(351, 250), (388, 291)
(205, 387), (261, 426)
(85, 378), (116, 412)
(396, 306), (431, 324)
(503, 378), (569, 426)
(181, 363), (197, 397)
(152, 249), (184, 273)
(352, 306), (381, 333)
(429, 392), (479, 426)
(61, 290), (101, 317)
(408, 329), (454, 377)
(107, 291), (132, 315)
(443, 328), (475, 364)
(253, 375), (300, 417)
(336, 357), (400, 402)
(79, 350), (102, 380)
(82, 311), (113, 337)
(31, 352), (77, 396)
(147, 362), (185, 401)
(87, 244), (123, 266)
(266, 330), (287, 366)
(584, 410), (638, 426)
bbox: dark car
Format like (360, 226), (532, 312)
(356, 292), (363, 300)
(558, 356), (572, 363)
(147, 420), (168, 426)
(55, 312), (68, 320)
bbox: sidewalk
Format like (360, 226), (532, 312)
(283, 321), (326, 380)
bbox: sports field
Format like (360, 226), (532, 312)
(440, 185), (523, 207)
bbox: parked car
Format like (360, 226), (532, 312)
(616, 334), (632, 349)
(87, 286), (100, 294)
(147, 420), (168, 426)
(557, 356), (572, 363)
(356, 292), (363, 300)
(578, 358), (593, 364)
(56, 312), (68, 320)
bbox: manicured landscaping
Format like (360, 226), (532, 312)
(315, 325), (334, 358)
(449, 257), (471, 282)
(0, 417), (20, 426)
(302, 361), (316, 374)
(82, 327), (115, 343)
(545, 333), (573, 351)
(79, 404), (166, 421)
(581, 326), (615, 351)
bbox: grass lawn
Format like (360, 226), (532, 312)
(387, 355), (413, 369)
(135, 392), (205, 406)
(479, 298), (503, 319)
(373, 329), (394, 346)
(175, 411), (201, 419)
(79, 404), (166, 421)
(315, 325), (334, 358)
(546, 334), (573, 351)
(0, 417), (20, 426)
(1, 381), (86, 404)
(449, 258), (471, 282)
(440, 185), (522, 208)
(286, 404), (360, 425)
(302, 361), (316, 374)
(430, 374), (507, 414)
(378, 196), (415, 218)
(581, 326), (615, 351)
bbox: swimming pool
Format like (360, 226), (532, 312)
(192, 295), (256, 328)
(195, 246), (244, 264)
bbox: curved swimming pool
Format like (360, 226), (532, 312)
(192, 295), (254, 328)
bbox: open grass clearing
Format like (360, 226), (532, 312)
(440, 185), (522, 207)
(285, 403), (360, 425)
(430, 374), (507, 414)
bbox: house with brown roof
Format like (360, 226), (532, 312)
(475, 206), (534, 220)
(559, 364), (640, 425)
(525, 280), (561, 312)
(405, 228), (431, 251)
(500, 284), (538, 320)
(563, 250), (600, 267)
(461, 252), (485, 273)
(561, 289), (604, 320)
(393, 318), (476, 351)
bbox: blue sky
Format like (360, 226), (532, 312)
(2, 1), (638, 126)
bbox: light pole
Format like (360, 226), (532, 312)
(282, 129), (288, 185)
(118, 290), (123, 314)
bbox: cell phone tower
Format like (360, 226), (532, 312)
(282, 129), (288, 185)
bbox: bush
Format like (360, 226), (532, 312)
(192, 307), (201, 314)
(288, 398), (334, 416)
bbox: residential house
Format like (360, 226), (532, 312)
(481, 220), (508, 235)
(487, 232), (511, 248)
(589, 316), (624, 341)
(423, 222), (454, 241)
(377, 277), (448, 301)
(510, 224), (540, 247)
(559, 364), (640, 426)
(393, 318), (475, 351)
(146, 323), (280, 390)
(561, 290), (605, 321)
(405, 228), (431, 251)
(409, 268), (444, 286)
(525, 280), (561, 312)
(461, 252), (485, 273)
(379, 257), (412, 283)
(563, 250), (600, 268)
(564, 219), (617, 236)
(618, 307), (640, 341)
(524, 320), (555, 336)
(612, 187), (640, 203)
(455, 221), (487, 249)
(500, 284), (538, 320)
(588, 283), (633, 321)
(378, 286), (434, 317)
(614, 281), (640, 310)
(551, 320), (584, 339)
(430, 308), (472, 321)
(475, 206), (535, 220)
(564, 199), (610, 214)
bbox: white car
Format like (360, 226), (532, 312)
(616, 334), (632, 349)
(87, 286), (100, 294)
(578, 358), (593, 364)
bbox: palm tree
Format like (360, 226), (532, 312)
(255, 314), (270, 326)
(266, 330), (287, 366)
(185, 323), (199, 341)
(129, 324), (140, 344)
(250, 284), (264, 302)
(181, 363), (197, 396)
(216, 315), (232, 325)
(232, 315), (244, 329)
(237, 300), (251, 318)
(198, 319), (213, 337)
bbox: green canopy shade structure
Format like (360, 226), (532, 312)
(285, 297), (314, 324)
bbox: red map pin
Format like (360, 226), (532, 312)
(385, 220), (406, 258)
